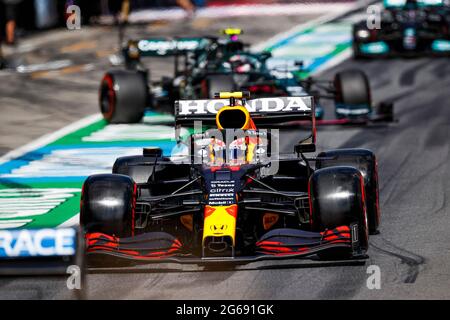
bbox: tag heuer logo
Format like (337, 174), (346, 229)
(138, 40), (200, 55)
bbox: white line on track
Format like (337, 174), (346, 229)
(251, 6), (357, 52)
(0, 114), (102, 165)
(253, 0), (377, 65)
(58, 213), (79, 228)
(314, 47), (353, 76)
(0, 220), (32, 229)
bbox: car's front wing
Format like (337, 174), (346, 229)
(85, 225), (366, 266)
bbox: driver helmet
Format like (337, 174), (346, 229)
(228, 55), (254, 73)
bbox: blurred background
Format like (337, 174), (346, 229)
(0, 0), (358, 151)
(0, 0), (350, 33)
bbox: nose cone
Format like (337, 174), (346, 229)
(203, 205), (238, 246)
(210, 224), (228, 235)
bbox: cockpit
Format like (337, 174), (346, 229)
(192, 131), (269, 166)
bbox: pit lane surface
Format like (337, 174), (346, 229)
(1, 12), (450, 300)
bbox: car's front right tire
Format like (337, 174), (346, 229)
(309, 166), (369, 257)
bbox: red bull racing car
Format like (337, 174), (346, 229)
(81, 92), (381, 266)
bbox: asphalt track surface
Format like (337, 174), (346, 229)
(1, 12), (450, 300)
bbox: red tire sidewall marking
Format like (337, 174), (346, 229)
(131, 183), (137, 237)
(308, 176), (314, 229)
(374, 157), (381, 226)
(102, 74), (116, 120)
(359, 174), (369, 245)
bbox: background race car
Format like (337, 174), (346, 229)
(100, 29), (394, 125)
(353, 0), (450, 57)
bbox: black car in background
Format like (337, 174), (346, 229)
(353, 0), (450, 58)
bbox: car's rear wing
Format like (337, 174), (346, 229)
(175, 96), (314, 124)
(175, 96), (316, 150)
(132, 37), (212, 57)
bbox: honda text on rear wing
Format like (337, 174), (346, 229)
(175, 95), (315, 127)
(175, 94), (316, 152)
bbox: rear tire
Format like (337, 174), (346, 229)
(334, 69), (371, 108)
(80, 174), (136, 237)
(316, 148), (380, 234)
(99, 70), (147, 124)
(309, 166), (369, 257)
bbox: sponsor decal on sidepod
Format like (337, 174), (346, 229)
(0, 228), (76, 258)
(138, 39), (201, 55)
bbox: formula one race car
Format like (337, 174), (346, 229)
(99, 30), (393, 125)
(353, 0), (450, 58)
(81, 92), (381, 266)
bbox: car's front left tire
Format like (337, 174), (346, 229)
(80, 174), (136, 237)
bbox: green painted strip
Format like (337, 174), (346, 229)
(49, 119), (108, 147)
(25, 194), (81, 229)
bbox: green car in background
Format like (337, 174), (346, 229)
(100, 29), (393, 125)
